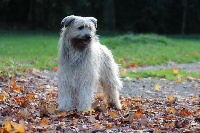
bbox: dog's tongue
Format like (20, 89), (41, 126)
(82, 40), (90, 45)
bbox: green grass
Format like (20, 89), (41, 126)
(0, 31), (200, 79)
(0, 32), (59, 69)
(101, 34), (200, 67)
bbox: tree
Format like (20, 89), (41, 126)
(181, 0), (187, 34)
(102, 0), (116, 30)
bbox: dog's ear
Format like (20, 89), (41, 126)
(87, 17), (97, 28)
(61, 15), (76, 27)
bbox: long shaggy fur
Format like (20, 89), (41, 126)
(57, 15), (122, 111)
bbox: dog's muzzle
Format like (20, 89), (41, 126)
(79, 34), (92, 46)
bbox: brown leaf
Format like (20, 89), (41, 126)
(51, 66), (58, 72)
(94, 123), (101, 127)
(10, 119), (25, 133)
(13, 96), (26, 107)
(167, 107), (176, 114)
(0, 93), (6, 101)
(166, 95), (177, 104)
(38, 117), (50, 126)
(17, 68), (26, 73)
(27, 93), (34, 101)
(108, 110), (118, 118)
(10, 81), (23, 92)
(126, 62), (138, 69)
(73, 117), (79, 126)
(180, 108), (192, 117)
(46, 105), (56, 114)
(4, 120), (12, 132)
(135, 109), (142, 118)
(105, 123), (113, 129)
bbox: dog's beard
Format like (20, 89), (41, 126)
(71, 38), (91, 51)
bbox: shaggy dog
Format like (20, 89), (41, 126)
(57, 15), (122, 111)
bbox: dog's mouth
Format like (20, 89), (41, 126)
(80, 38), (91, 46)
(71, 37), (92, 51)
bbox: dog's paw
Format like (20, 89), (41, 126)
(108, 102), (121, 110)
(56, 105), (71, 112)
(56, 107), (65, 112)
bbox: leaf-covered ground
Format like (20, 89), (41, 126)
(0, 67), (200, 132)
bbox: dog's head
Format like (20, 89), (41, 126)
(61, 15), (97, 50)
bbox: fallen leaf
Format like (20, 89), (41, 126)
(120, 69), (127, 75)
(108, 110), (118, 118)
(51, 66), (58, 72)
(73, 117), (79, 126)
(177, 75), (182, 83)
(58, 112), (67, 120)
(105, 123), (113, 129)
(4, 120), (12, 132)
(83, 108), (95, 114)
(10, 119), (25, 133)
(180, 108), (192, 117)
(135, 109), (142, 118)
(168, 107), (176, 114)
(0, 128), (5, 132)
(3, 88), (9, 94)
(47, 105), (56, 114)
(154, 83), (161, 91)
(166, 95), (177, 104)
(126, 62), (138, 69)
(116, 122), (122, 127)
(17, 68), (26, 73)
(177, 76), (182, 83)
(0, 93), (6, 101)
(38, 117), (50, 126)
(136, 76), (142, 80)
(10, 81), (23, 92)
(94, 123), (101, 127)
(117, 58), (124, 63)
(39, 82), (44, 86)
(27, 93), (34, 100)
(13, 96), (26, 107)
(172, 68), (179, 75)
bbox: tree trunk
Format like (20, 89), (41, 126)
(103, 0), (116, 30)
(181, 0), (187, 35)
(28, 0), (36, 30)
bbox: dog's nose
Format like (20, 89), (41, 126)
(84, 34), (92, 40)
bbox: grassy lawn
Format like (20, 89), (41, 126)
(101, 34), (200, 66)
(0, 32), (59, 69)
(0, 31), (200, 79)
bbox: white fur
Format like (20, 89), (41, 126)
(57, 15), (122, 111)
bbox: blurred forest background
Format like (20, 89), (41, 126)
(0, 0), (200, 34)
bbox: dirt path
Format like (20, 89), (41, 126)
(122, 62), (200, 98)
(121, 78), (199, 98)
(129, 62), (200, 73)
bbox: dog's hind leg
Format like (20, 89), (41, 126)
(100, 60), (122, 110)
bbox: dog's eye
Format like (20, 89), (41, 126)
(78, 26), (84, 30)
